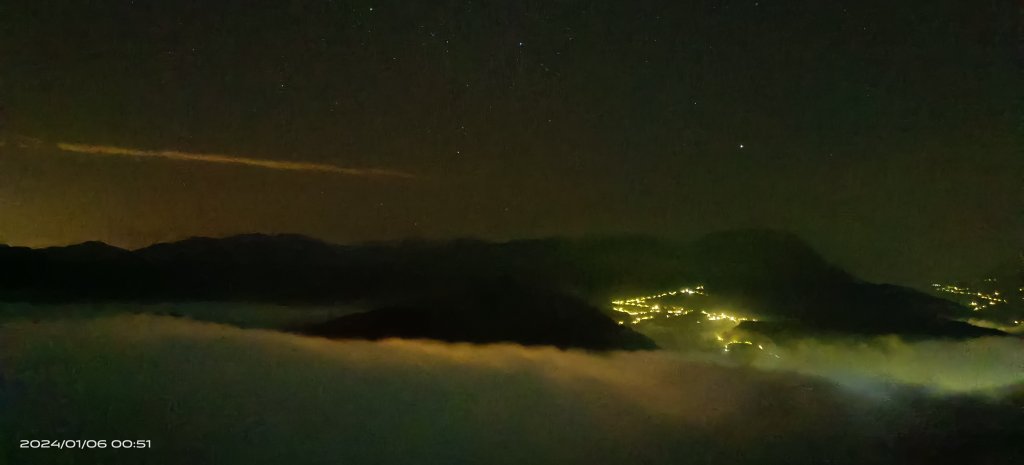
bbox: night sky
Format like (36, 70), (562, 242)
(0, 0), (1019, 285)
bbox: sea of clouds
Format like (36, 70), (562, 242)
(1, 310), (1022, 465)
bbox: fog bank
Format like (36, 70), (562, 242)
(2, 315), (1022, 464)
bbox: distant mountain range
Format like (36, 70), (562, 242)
(0, 230), (1005, 347)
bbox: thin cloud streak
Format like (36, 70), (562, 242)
(55, 142), (415, 179)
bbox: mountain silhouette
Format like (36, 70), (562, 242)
(0, 230), (1003, 341)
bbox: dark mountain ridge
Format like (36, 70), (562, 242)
(0, 230), (1003, 341)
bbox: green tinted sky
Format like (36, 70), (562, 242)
(0, 0), (1020, 284)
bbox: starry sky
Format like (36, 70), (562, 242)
(0, 0), (1020, 285)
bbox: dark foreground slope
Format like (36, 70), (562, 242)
(300, 282), (657, 350)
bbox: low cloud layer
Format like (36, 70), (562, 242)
(2, 314), (1022, 465)
(637, 316), (1024, 394)
(757, 336), (1024, 393)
